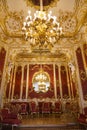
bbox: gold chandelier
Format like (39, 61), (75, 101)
(22, 0), (62, 48)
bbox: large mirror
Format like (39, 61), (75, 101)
(32, 70), (50, 93)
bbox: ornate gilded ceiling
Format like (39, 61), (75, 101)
(0, 0), (87, 64)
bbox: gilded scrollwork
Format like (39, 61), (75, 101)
(0, 0), (8, 19)
(59, 11), (77, 34)
(61, 0), (87, 37)
(84, 94), (87, 100)
(5, 12), (23, 33)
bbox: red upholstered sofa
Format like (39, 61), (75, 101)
(0, 108), (22, 128)
(78, 107), (87, 125)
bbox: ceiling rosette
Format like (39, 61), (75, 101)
(25, 0), (59, 10)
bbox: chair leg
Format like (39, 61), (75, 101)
(0, 123), (2, 130)
(12, 125), (14, 130)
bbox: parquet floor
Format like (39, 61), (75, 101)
(1, 113), (87, 130)
(21, 113), (77, 126)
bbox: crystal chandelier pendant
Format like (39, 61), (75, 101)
(22, 0), (62, 49)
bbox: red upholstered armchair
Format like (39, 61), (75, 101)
(20, 103), (28, 115)
(78, 107), (87, 125)
(29, 101), (39, 116)
(0, 108), (22, 129)
(42, 102), (51, 115)
(53, 101), (62, 114)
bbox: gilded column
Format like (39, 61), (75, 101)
(8, 67), (14, 99)
(58, 64), (63, 100)
(66, 66), (71, 99)
(81, 45), (87, 73)
(74, 47), (84, 113)
(68, 67), (74, 98)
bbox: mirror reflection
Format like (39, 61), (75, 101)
(32, 70), (50, 93)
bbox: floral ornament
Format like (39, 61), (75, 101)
(80, 70), (87, 81)
(62, 17), (77, 33)
(58, 10), (77, 34)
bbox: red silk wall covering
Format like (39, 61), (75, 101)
(55, 65), (60, 98)
(28, 64), (54, 98)
(0, 47), (6, 88)
(22, 65), (27, 99)
(83, 44), (87, 66)
(6, 82), (10, 98)
(61, 66), (69, 98)
(76, 47), (87, 100)
(14, 66), (22, 99)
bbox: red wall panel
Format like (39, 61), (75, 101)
(55, 65), (60, 98)
(22, 65), (27, 98)
(14, 66), (22, 98)
(61, 66), (69, 98)
(0, 47), (6, 88)
(76, 47), (87, 100)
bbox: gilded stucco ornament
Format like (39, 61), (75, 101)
(58, 11), (77, 34)
(80, 70), (87, 81)
(61, 1), (87, 37)
(5, 13), (23, 33)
